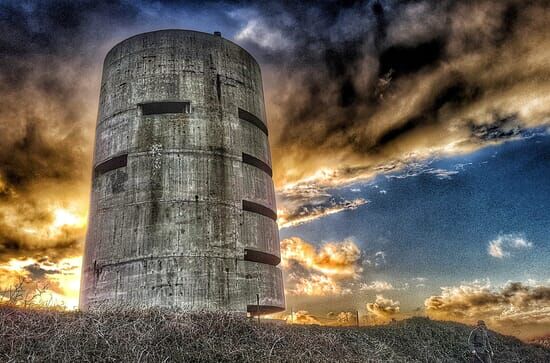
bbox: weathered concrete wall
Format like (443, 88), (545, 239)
(80, 30), (285, 314)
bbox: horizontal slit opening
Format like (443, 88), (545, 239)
(238, 108), (268, 135)
(94, 154), (127, 176)
(244, 248), (280, 266)
(140, 101), (191, 115)
(242, 200), (277, 221)
(242, 153), (272, 177)
(247, 305), (285, 316)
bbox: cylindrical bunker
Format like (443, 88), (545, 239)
(80, 29), (285, 314)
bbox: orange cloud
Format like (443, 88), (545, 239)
(281, 237), (363, 297)
(259, 1), (550, 194)
(284, 310), (358, 326)
(0, 201), (85, 309)
(0, 256), (81, 309)
(366, 295), (401, 322)
(328, 311), (356, 326)
(285, 310), (321, 325)
(425, 281), (550, 338)
(281, 237), (362, 278)
(285, 274), (353, 297)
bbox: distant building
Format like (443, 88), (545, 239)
(80, 30), (285, 315)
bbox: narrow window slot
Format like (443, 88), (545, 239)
(242, 200), (277, 221)
(238, 108), (268, 136)
(242, 153), (272, 177)
(244, 248), (280, 266)
(94, 154), (128, 176)
(141, 102), (191, 115)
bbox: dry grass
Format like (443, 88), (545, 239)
(0, 306), (548, 363)
(529, 335), (550, 350)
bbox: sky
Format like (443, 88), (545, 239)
(0, 0), (549, 339)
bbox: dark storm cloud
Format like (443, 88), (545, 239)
(0, 1), (141, 82)
(24, 263), (61, 280)
(0, 0), (242, 263)
(1, 0), (550, 264)
(0, 0), (142, 262)
(233, 0), (550, 187)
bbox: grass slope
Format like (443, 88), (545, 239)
(529, 335), (550, 350)
(1, 307), (548, 362)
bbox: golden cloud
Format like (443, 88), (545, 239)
(281, 237), (363, 296)
(281, 237), (362, 279)
(0, 1), (143, 309)
(284, 310), (358, 326)
(330, 311), (356, 326)
(366, 294), (401, 320)
(0, 256), (82, 309)
(258, 0), (550, 191)
(285, 274), (353, 297)
(425, 281), (550, 338)
(285, 310), (321, 325)
(0, 54), (93, 268)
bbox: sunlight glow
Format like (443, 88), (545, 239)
(0, 256), (82, 310)
(52, 208), (87, 229)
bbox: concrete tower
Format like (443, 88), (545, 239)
(80, 30), (285, 315)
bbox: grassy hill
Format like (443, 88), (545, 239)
(1, 306), (548, 362)
(529, 335), (550, 350)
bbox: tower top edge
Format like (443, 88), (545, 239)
(104, 29), (259, 65)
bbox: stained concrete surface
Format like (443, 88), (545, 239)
(80, 30), (284, 314)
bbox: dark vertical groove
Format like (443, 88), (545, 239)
(216, 74), (222, 102)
